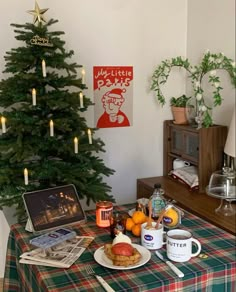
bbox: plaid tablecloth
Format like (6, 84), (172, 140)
(3, 204), (236, 292)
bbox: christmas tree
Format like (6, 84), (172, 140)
(0, 2), (115, 221)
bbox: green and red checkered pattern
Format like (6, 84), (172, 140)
(3, 204), (236, 292)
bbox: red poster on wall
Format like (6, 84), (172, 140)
(93, 66), (133, 128)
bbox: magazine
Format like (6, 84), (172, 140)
(20, 236), (94, 268)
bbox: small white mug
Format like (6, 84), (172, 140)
(141, 222), (166, 250)
(173, 159), (190, 170)
(166, 229), (201, 262)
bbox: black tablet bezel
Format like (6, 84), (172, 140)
(23, 184), (86, 233)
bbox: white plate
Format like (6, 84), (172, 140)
(94, 244), (151, 270)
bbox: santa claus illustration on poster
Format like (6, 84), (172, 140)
(93, 66), (133, 128)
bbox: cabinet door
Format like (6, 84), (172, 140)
(170, 128), (183, 155)
(182, 131), (199, 162)
(170, 127), (199, 163)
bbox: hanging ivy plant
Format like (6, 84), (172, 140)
(151, 51), (236, 127)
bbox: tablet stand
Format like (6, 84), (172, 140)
(25, 218), (34, 232)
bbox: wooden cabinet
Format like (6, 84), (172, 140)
(163, 120), (227, 192)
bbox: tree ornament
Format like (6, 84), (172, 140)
(27, 1), (48, 25)
(30, 35), (53, 47)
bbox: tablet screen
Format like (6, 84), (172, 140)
(23, 184), (86, 232)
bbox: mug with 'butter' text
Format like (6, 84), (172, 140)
(166, 229), (201, 262)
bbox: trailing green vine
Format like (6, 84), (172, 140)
(151, 51), (236, 127)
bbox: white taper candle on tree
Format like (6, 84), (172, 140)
(49, 120), (54, 137)
(24, 168), (29, 185)
(81, 68), (85, 84)
(74, 137), (78, 153)
(32, 88), (36, 106)
(88, 129), (92, 144)
(1, 117), (6, 133)
(79, 92), (84, 108)
(42, 59), (47, 77)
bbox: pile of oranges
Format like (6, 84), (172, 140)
(126, 205), (181, 236)
(126, 210), (148, 237)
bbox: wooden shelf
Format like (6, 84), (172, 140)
(163, 120), (227, 192)
(137, 176), (236, 235)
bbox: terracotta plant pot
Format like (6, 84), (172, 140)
(171, 106), (188, 124)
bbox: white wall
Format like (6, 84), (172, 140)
(0, 0), (235, 278)
(0, 212), (7, 278)
(187, 0), (236, 126)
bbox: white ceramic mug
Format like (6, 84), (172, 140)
(141, 222), (166, 250)
(166, 229), (201, 262)
(173, 159), (190, 170)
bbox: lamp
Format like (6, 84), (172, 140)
(224, 108), (235, 171)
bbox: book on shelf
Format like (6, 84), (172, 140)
(19, 236), (94, 268)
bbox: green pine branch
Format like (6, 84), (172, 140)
(0, 17), (115, 221)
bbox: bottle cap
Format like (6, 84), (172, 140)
(154, 183), (161, 188)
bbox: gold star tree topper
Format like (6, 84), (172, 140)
(28, 1), (48, 25)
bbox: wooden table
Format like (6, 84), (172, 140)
(137, 176), (236, 235)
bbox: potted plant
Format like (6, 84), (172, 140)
(150, 52), (236, 128)
(170, 95), (191, 124)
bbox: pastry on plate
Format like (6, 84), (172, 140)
(104, 232), (141, 267)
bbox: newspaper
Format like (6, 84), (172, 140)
(19, 236), (94, 268)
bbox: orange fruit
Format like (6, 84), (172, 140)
(132, 211), (146, 224)
(126, 217), (135, 231)
(163, 207), (179, 227)
(132, 224), (142, 237)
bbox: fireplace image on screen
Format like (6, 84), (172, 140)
(23, 185), (86, 232)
